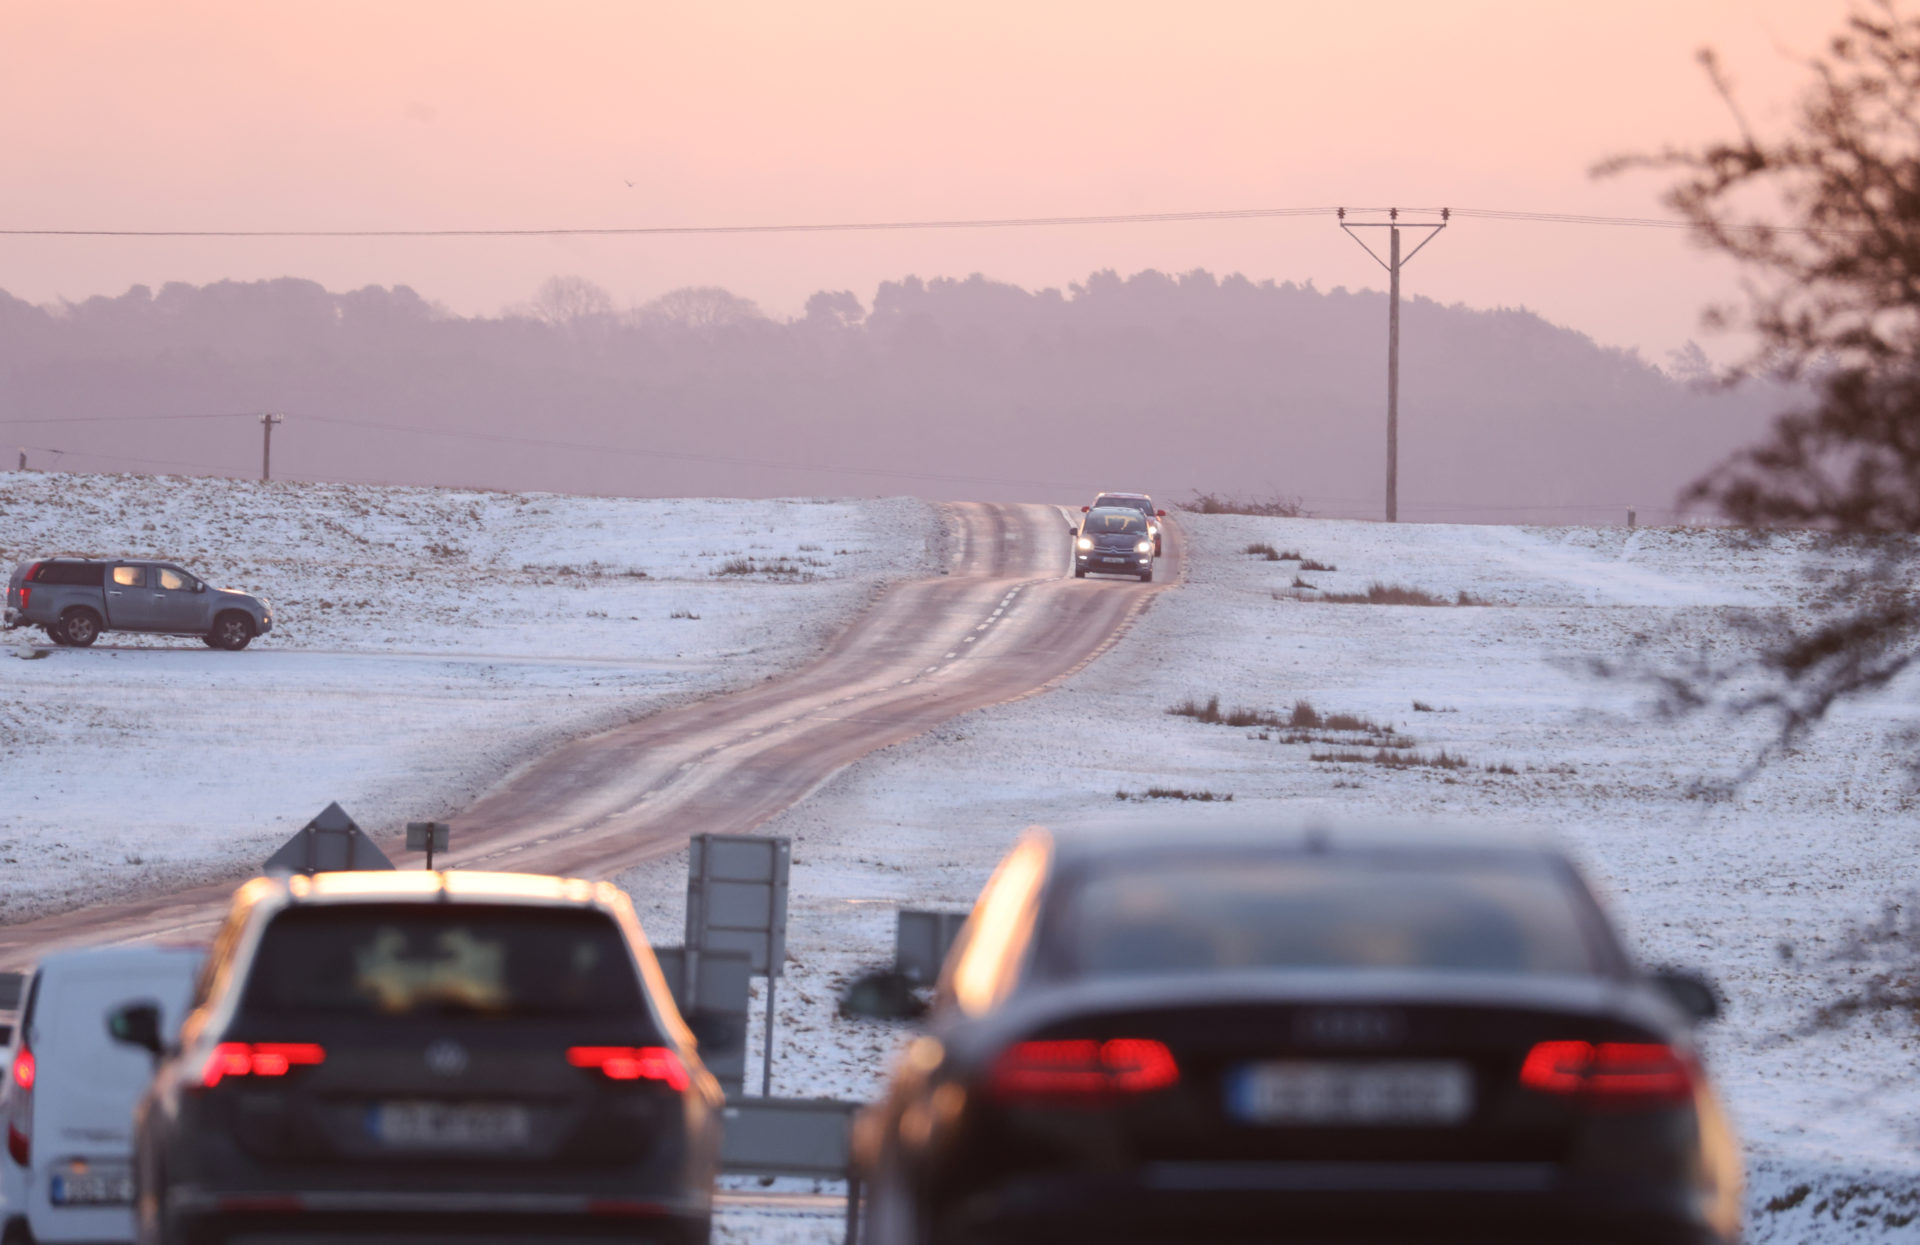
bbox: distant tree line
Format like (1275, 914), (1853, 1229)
(0, 267), (1782, 520)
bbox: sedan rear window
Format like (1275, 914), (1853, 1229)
(242, 905), (648, 1020)
(1055, 854), (1598, 979)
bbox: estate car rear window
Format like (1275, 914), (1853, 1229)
(1054, 853), (1598, 979)
(241, 905), (647, 1019)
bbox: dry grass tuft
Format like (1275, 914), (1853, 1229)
(1182, 492), (1309, 517)
(1116, 787), (1235, 803)
(1312, 748), (1471, 770)
(1277, 582), (1500, 606)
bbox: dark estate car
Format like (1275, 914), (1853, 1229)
(1073, 508), (1157, 582)
(1082, 493), (1166, 557)
(5, 558), (272, 649)
(852, 821), (1742, 1245)
(110, 871), (724, 1245)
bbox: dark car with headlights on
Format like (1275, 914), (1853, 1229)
(1073, 508), (1157, 582)
(110, 871), (724, 1245)
(850, 821), (1741, 1245)
(1082, 493), (1167, 557)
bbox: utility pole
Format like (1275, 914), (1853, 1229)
(259, 413), (284, 482)
(15, 449), (24, 472)
(1339, 207), (1448, 522)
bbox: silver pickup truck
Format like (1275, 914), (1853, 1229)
(4, 558), (273, 649)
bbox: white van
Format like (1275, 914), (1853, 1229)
(2, 946), (202, 1245)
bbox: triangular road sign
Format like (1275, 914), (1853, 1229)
(264, 802), (396, 875)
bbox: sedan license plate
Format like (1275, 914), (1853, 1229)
(50, 1163), (135, 1206)
(368, 1101), (532, 1150)
(1230, 1061), (1472, 1126)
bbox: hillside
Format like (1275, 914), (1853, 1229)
(0, 272), (1785, 521)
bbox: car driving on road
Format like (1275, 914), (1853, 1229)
(3, 946), (205, 1245)
(851, 820), (1741, 1245)
(4, 558), (272, 650)
(1082, 493), (1166, 557)
(112, 871), (724, 1245)
(1073, 508), (1156, 582)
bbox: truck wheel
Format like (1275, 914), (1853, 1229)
(209, 612), (254, 651)
(46, 623), (73, 647)
(59, 607), (102, 647)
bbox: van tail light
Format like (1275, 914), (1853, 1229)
(567, 1046), (690, 1091)
(6, 1044), (33, 1165)
(989, 1038), (1179, 1103)
(1519, 1041), (1696, 1109)
(199, 1042), (325, 1089)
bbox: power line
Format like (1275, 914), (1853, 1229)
(0, 204), (1860, 240)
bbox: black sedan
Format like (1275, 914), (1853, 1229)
(851, 821), (1741, 1244)
(111, 871), (724, 1245)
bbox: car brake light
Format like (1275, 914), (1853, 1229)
(10, 1047), (32, 1092)
(6, 1044), (33, 1165)
(1519, 1041), (1695, 1108)
(989, 1038), (1179, 1101)
(566, 1046), (690, 1091)
(200, 1042), (325, 1088)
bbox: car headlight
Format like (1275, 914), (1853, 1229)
(1136, 540), (1153, 554)
(1077, 537), (1093, 551)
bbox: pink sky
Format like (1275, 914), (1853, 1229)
(1, 0), (1851, 361)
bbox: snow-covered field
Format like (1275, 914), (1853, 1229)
(616, 516), (1920, 1244)
(0, 472), (941, 921)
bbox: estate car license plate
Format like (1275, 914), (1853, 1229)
(368, 1101), (532, 1150)
(1229, 1061), (1472, 1126)
(50, 1162), (135, 1206)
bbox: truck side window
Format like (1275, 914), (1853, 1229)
(112, 565), (147, 588)
(158, 568), (193, 591)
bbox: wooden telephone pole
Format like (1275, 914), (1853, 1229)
(259, 413), (284, 482)
(1339, 207), (1448, 522)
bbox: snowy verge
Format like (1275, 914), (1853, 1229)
(0, 472), (941, 921)
(616, 515), (1920, 1245)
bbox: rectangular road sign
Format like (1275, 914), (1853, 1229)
(653, 945), (752, 1098)
(720, 1097), (858, 1179)
(405, 821), (449, 852)
(686, 835), (790, 977)
(895, 910), (969, 985)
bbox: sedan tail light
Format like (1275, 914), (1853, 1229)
(989, 1038), (1179, 1102)
(1519, 1041), (1696, 1109)
(200, 1042), (326, 1089)
(567, 1046), (690, 1091)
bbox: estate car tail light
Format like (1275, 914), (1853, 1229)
(199, 1042), (326, 1089)
(567, 1046), (690, 1091)
(989, 1038), (1179, 1102)
(1519, 1041), (1696, 1109)
(6, 1044), (33, 1164)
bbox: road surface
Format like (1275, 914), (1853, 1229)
(0, 501), (1178, 969)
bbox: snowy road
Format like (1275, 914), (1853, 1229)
(0, 500), (1178, 966)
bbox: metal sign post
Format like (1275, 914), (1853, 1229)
(685, 835), (790, 1096)
(406, 821), (450, 870)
